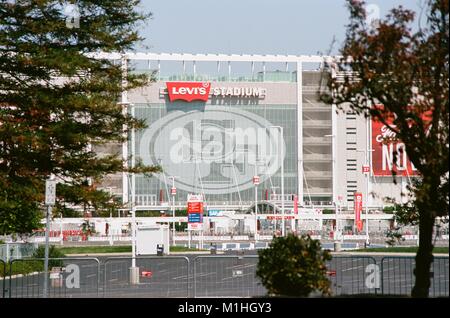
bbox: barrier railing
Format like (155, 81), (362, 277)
(0, 259), (5, 298)
(103, 256), (190, 298)
(380, 256), (449, 297)
(326, 256), (378, 296)
(6, 257), (100, 298)
(193, 255), (266, 298)
(2, 254), (448, 298)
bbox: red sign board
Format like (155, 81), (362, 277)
(166, 82), (211, 102)
(252, 176), (260, 185)
(354, 192), (363, 232)
(362, 165), (370, 173)
(372, 118), (419, 176)
(171, 187), (177, 195)
(187, 201), (203, 214)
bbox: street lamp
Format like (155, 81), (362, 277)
(129, 102), (139, 284)
(270, 126), (285, 237)
(357, 148), (374, 245)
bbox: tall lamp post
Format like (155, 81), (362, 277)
(270, 126), (285, 236)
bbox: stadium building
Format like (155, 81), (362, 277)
(95, 52), (418, 212)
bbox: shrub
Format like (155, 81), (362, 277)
(256, 234), (332, 297)
(32, 245), (65, 268)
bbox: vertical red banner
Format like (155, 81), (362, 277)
(354, 192), (363, 232)
(293, 195), (298, 214)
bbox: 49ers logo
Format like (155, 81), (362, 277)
(166, 82), (210, 102)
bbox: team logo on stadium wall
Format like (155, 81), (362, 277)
(139, 106), (286, 194)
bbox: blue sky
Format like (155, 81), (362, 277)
(136, 0), (425, 55)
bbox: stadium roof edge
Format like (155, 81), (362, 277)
(86, 52), (339, 63)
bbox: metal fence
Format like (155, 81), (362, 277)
(103, 256), (190, 298)
(381, 256), (449, 297)
(193, 255), (266, 297)
(6, 258), (100, 298)
(326, 256), (378, 296)
(0, 259), (5, 298)
(0, 255), (448, 298)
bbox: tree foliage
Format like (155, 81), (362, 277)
(256, 234), (332, 297)
(322, 0), (448, 297)
(0, 1), (159, 234)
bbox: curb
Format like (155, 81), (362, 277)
(0, 271), (40, 280)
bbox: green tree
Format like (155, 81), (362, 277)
(322, 0), (448, 297)
(256, 234), (332, 297)
(0, 1), (160, 233)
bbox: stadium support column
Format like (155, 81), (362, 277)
(121, 55), (128, 209)
(332, 105), (337, 204)
(296, 61), (304, 206)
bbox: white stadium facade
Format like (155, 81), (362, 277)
(43, 52), (446, 245)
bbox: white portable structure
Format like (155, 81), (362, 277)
(136, 224), (170, 255)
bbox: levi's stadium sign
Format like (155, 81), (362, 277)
(166, 82), (210, 102)
(165, 82), (266, 102)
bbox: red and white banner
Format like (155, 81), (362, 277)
(354, 192), (363, 232)
(187, 201), (203, 214)
(293, 195), (298, 214)
(371, 118), (419, 177)
(166, 82), (210, 102)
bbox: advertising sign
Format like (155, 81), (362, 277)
(166, 82), (210, 102)
(372, 118), (419, 176)
(208, 209), (223, 217)
(164, 82), (266, 102)
(188, 213), (202, 223)
(140, 106), (285, 195)
(187, 194), (204, 228)
(354, 192), (363, 232)
(293, 195), (298, 214)
(187, 201), (204, 214)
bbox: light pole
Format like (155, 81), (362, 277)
(129, 102), (139, 284)
(169, 176), (177, 245)
(270, 126), (285, 236)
